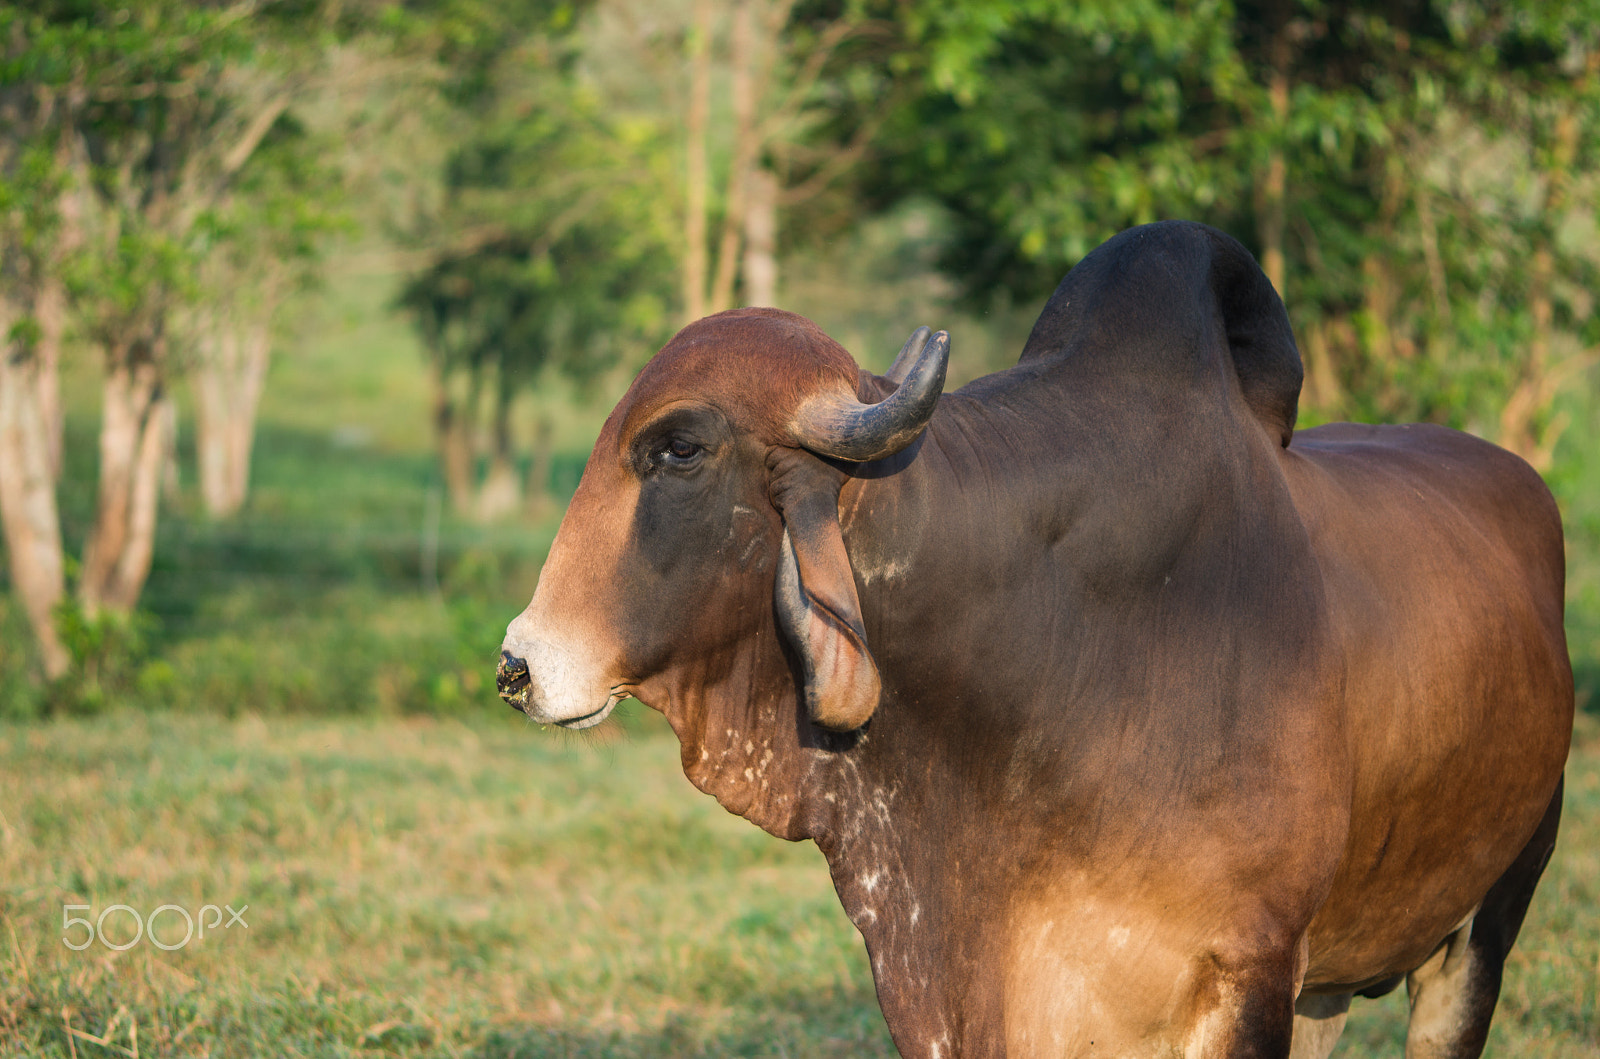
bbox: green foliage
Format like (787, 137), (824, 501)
(1, 0), (365, 363)
(373, 0), (587, 105)
(192, 109), (353, 304)
(47, 595), (155, 716)
(7, 1), (263, 337)
(847, 0), (1600, 438)
(855, 0), (1406, 297)
(397, 13), (677, 402)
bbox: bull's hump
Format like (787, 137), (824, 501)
(1018, 220), (1303, 448)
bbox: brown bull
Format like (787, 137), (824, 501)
(497, 221), (1573, 1058)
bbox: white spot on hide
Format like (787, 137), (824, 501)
(856, 557), (911, 586)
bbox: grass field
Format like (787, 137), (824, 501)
(1, 710), (1598, 1057)
(1, 254), (1598, 1056)
(0, 708), (892, 1057)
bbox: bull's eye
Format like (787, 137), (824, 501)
(661, 437), (702, 465)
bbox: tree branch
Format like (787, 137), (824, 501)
(218, 92), (292, 183)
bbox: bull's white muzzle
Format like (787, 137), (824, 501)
(498, 610), (622, 729)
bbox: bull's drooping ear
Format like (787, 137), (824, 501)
(768, 451), (880, 731)
(775, 526), (881, 731)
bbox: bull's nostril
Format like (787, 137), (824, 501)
(497, 651), (532, 705)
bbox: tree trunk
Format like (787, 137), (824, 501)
(525, 413), (556, 520)
(36, 131), (88, 482)
(195, 315), (273, 517)
(33, 275), (67, 482)
(710, 0), (758, 312)
(195, 324), (233, 516)
(162, 399), (181, 505)
(1359, 160), (1405, 379)
(0, 327), (70, 678)
(1300, 319), (1341, 414)
(229, 320), (270, 510)
(683, 0), (715, 324)
(116, 392), (172, 611)
(743, 166), (779, 306)
(1415, 183), (1450, 328)
(1500, 108), (1580, 472)
(81, 341), (172, 614)
(476, 385), (521, 521)
(430, 361), (475, 515)
(1256, 12), (1291, 296)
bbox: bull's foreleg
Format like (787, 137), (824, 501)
(1180, 958), (1300, 1059)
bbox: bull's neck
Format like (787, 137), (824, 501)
(818, 365), (1304, 963)
(665, 641), (863, 842)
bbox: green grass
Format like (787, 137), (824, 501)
(1, 711), (1598, 1057)
(0, 709), (894, 1057)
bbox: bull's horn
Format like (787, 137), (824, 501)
(792, 328), (949, 462)
(883, 325), (932, 385)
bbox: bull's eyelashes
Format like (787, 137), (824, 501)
(631, 406), (729, 476)
(636, 432), (710, 475)
(653, 436), (704, 470)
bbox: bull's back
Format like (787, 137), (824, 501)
(1281, 422), (1572, 987)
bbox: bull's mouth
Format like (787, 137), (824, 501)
(554, 689), (631, 730)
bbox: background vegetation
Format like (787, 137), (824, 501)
(1, 0), (1598, 1055)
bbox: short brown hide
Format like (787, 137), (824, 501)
(499, 221), (1573, 1059)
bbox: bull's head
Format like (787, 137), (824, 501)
(496, 308), (947, 736)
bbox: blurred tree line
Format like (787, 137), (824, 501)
(2, 0), (1598, 692)
(1, 0), (351, 676)
(0, 0), (575, 679)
